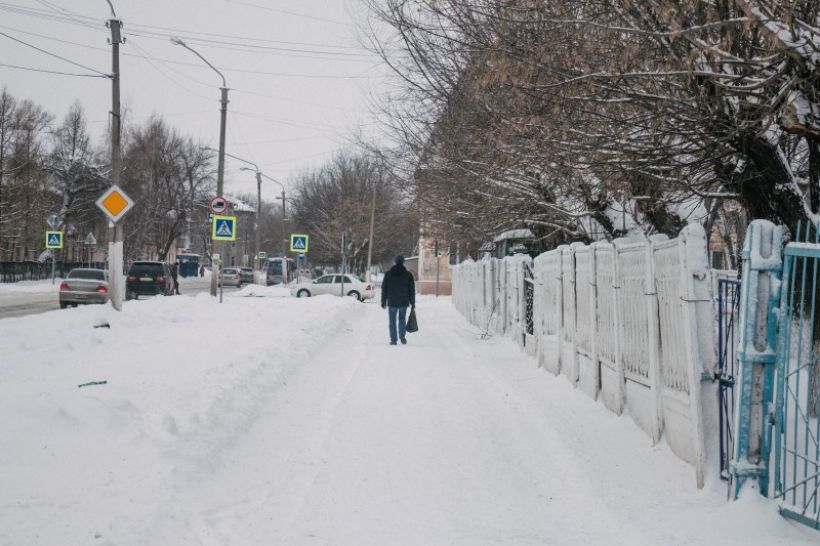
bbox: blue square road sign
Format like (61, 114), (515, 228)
(212, 215), (237, 241)
(290, 234), (309, 253)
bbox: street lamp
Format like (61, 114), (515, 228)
(171, 37), (228, 298)
(259, 172), (288, 256)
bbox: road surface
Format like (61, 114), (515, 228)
(0, 276), (238, 320)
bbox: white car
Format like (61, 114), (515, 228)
(290, 274), (374, 301)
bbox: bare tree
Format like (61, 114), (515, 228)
(364, 0), (819, 250)
(290, 150), (418, 273)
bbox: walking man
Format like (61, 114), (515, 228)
(171, 260), (180, 295)
(381, 255), (416, 345)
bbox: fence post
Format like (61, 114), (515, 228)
(731, 220), (786, 498)
(646, 237), (665, 444)
(560, 244), (579, 384)
(677, 224), (713, 488)
(611, 240), (626, 414)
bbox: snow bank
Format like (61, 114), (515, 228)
(232, 284), (291, 298)
(0, 279), (61, 294)
(0, 294), (360, 544)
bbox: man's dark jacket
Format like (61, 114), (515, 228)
(381, 264), (416, 308)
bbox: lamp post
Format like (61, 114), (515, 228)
(258, 173), (287, 257)
(172, 37), (228, 298)
(216, 151), (287, 270)
(224, 157), (260, 270)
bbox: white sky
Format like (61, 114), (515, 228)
(0, 0), (390, 197)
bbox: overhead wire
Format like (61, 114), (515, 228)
(125, 30), (372, 62)
(122, 21), (370, 50)
(0, 24), (373, 80)
(0, 30), (110, 77)
(221, 0), (355, 28)
(0, 2), (371, 54)
(33, 0), (99, 29)
(0, 62), (109, 78)
(0, 2), (99, 30)
(227, 109), (257, 167)
(127, 39), (214, 102)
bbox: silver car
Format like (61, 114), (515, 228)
(59, 268), (109, 308)
(220, 267), (243, 287)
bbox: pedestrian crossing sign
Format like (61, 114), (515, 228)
(45, 231), (63, 249)
(212, 215), (237, 241)
(290, 234), (309, 253)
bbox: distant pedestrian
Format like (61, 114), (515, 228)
(171, 261), (180, 295)
(199, 265), (205, 277)
(381, 255), (416, 345)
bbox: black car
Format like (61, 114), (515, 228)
(126, 261), (175, 298)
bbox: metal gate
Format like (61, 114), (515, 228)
(774, 225), (820, 529)
(717, 278), (741, 481)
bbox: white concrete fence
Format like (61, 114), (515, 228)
(452, 224), (716, 487)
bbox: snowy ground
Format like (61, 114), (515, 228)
(0, 294), (816, 545)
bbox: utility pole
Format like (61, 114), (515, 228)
(365, 183), (376, 283)
(255, 170), (262, 269)
(107, 1), (124, 311)
(258, 172), (287, 259)
(172, 38), (228, 298)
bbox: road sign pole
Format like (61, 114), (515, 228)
(51, 250), (56, 285)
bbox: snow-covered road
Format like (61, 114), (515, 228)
(0, 292), (816, 545)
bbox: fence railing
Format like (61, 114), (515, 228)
(452, 224), (717, 487)
(0, 261), (107, 283)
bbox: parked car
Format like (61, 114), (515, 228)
(220, 267), (243, 287)
(239, 267), (254, 284)
(59, 268), (109, 308)
(126, 261), (175, 298)
(290, 274), (374, 301)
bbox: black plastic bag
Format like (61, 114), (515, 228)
(407, 308), (418, 333)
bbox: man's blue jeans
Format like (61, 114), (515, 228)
(388, 306), (408, 343)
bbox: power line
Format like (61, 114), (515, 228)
(222, 0), (355, 28)
(0, 1), (372, 52)
(33, 0), (97, 29)
(0, 62), (109, 78)
(0, 30), (110, 77)
(128, 39), (214, 102)
(0, 24), (373, 80)
(123, 21), (368, 51)
(0, 2), (99, 30)
(126, 30), (372, 62)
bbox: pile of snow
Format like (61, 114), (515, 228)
(232, 284), (291, 298)
(0, 294), (360, 544)
(0, 279), (61, 294)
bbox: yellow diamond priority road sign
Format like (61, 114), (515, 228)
(96, 184), (135, 223)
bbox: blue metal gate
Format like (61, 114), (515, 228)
(774, 223), (820, 529)
(718, 279), (741, 481)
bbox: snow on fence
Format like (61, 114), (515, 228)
(451, 224), (715, 487)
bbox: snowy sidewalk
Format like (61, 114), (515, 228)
(0, 295), (816, 545)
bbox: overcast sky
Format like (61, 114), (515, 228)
(0, 0), (390, 198)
